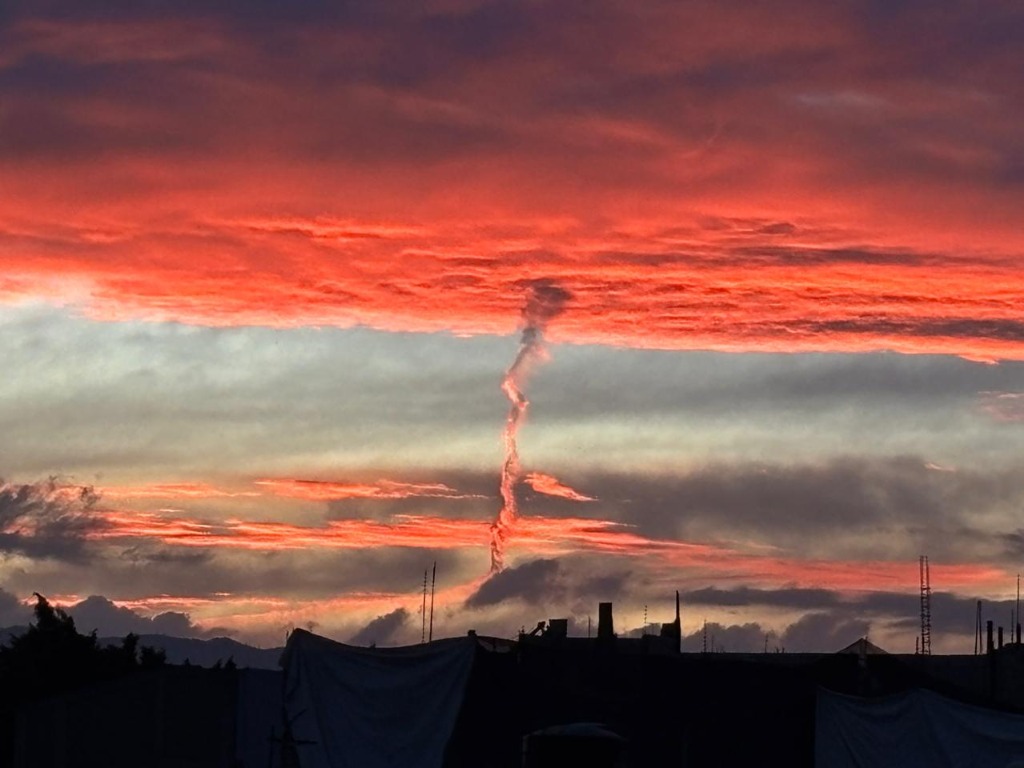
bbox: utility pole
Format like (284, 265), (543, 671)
(421, 568), (428, 644)
(975, 600), (983, 655)
(919, 555), (931, 655)
(428, 561), (436, 642)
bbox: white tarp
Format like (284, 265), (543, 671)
(816, 688), (1024, 768)
(282, 630), (476, 768)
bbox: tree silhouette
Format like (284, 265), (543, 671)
(140, 644), (167, 668)
(0, 593), (167, 764)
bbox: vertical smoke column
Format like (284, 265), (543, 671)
(490, 281), (571, 572)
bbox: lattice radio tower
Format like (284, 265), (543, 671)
(919, 555), (932, 655)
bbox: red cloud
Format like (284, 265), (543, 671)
(254, 478), (480, 501)
(99, 482), (260, 500)
(1, 7), (1023, 359)
(88, 509), (1008, 595)
(523, 473), (595, 502)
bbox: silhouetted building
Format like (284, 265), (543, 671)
(16, 613), (1024, 767)
(13, 666), (280, 768)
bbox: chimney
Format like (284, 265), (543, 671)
(659, 591), (682, 652)
(546, 619), (568, 640)
(987, 620), (994, 654)
(598, 602), (615, 640)
(998, 626), (1004, 649)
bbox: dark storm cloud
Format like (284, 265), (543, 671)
(5, 546), (476, 606)
(676, 587), (1018, 649)
(1002, 530), (1024, 558)
(0, 479), (104, 562)
(347, 607), (409, 647)
(0, 587), (30, 627)
(886, 591), (1019, 641)
(464, 556), (639, 613)
(681, 587), (841, 610)
(579, 457), (1024, 560)
(2, 0), (1021, 180)
(681, 622), (767, 653)
(679, 586), (891, 614)
(67, 595), (220, 638)
(779, 612), (871, 653)
(678, 613), (870, 653)
(578, 570), (633, 601)
(0, 2), (536, 165)
(536, 348), (1024, 423)
(119, 545), (212, 567)
(311, 454), (1023, 567)
(465, 558), (564, 608)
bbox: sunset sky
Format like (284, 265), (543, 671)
(2, 0), (1023, 652)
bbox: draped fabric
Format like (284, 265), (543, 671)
(282, 630), (476, 768)
(816, 688), (1024, 768)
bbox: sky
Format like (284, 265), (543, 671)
(1, 0), (1023, 652)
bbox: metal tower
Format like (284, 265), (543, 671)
(421, 568), (428, 644)
(975, 600), (983, 655)
(919, 555), (932, 655)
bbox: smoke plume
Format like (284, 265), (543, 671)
(489, 281), (571, 571)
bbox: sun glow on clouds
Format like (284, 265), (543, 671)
(91, 509), (663, 555)
(254, 478), (481, 501)
(2, 5), (1024, 360)
(524, 472), (595, 502)
(87, 509), (1007, 595)
(99, 483), (260, 500)
(4, 2), (1024, 649)
(96, 479), (483, 503)
(6, 219), (1022, 362)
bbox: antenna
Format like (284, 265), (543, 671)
(428, 561), (436, 642)
(702, 619), (708, 654)
(919, 555), (931, 655)
(975, 600), (983, 655)
(676, 590), (681, 654)
(421, 568), (428, 644)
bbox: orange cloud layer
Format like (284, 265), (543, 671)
(254, 478), (480, 501)
(2, 8), (1023, 359)
(4, 216), (1021, 361)
(91, 509), (671, 556)
(523, 473), (595, 502)
(89, 509), (1007, 594)
(99, 482), (260, 500)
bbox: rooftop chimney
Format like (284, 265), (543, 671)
(598, 602), (614, 640)
(659, 591), (682, 652)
